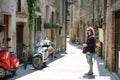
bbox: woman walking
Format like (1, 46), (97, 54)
(83, 27), (96, 75)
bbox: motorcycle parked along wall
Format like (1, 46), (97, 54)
(0, 37), (19, 78)
(32, 39), (55, 69)
(0, 45), (19, 78)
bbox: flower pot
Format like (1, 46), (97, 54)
(102, 24), (106, 29)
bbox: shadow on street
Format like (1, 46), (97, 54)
(10, 51), (68, 80)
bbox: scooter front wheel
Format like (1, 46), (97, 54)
(32, 56), (43, 69)
(0, 67), (6, 78)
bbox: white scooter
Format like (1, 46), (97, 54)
(32, 39), (52, 69)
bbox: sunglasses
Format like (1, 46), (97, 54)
(87, 30), (91, 31)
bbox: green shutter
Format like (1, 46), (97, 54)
(81, 0), (83, 8)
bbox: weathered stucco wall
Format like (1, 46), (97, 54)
(105, 0), (120, 71)
(0, 0), (16, 52)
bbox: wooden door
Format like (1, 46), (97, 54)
(16, 23), (23, 58)
(4, 15), (9, 44)
(17, 23), (23, 45)
(115, 11), (120, 77)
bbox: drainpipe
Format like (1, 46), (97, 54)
(65, 0), (68, 50)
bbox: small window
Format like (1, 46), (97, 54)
(18, 0), (21, 11)
(81, 0), (83, 8)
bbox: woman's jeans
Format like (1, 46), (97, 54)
(86, 52), (95, 65)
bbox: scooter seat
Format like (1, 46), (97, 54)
(42, 47), (48, 52)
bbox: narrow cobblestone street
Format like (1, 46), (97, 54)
(9, 38), (118, 80)
(1, 0), (120, 79)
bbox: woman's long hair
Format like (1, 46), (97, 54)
(86, 27), (95, 38)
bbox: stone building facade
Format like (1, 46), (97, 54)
(55, 0), (66, 51)
(69, 0), (80, 43)
(0, 0), (16, 52)
(0, 0), (66, 57)
(105, 0), (120, 78)
(16, 0), (30, 58)
(41, 0), (66, 51)
(42, 0), (58, 50)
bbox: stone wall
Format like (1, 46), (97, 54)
(0, 0), (16, 52)
(105, 0), (120, 71)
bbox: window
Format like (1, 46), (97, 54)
(18, 0), (21, 11)
(81, 0), (83, 8)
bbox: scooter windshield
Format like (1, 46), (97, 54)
(35, 47), (43, 53)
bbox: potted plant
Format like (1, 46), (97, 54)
(102, 21), (106, 29)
